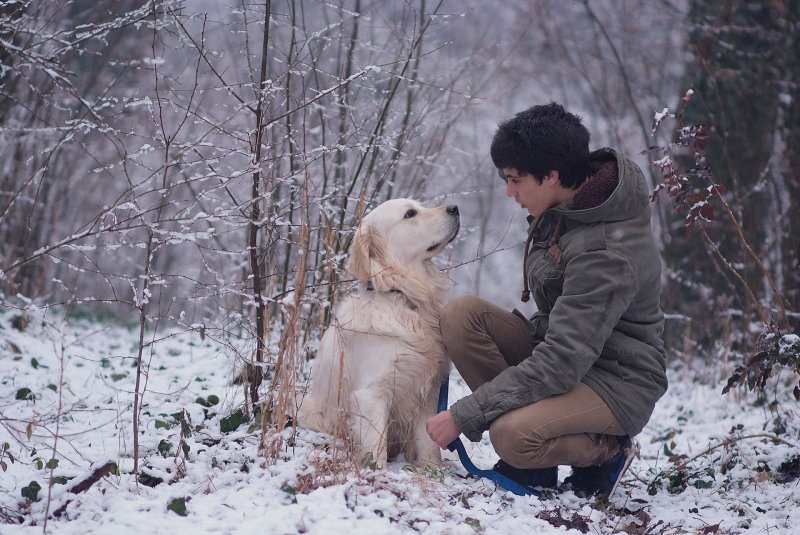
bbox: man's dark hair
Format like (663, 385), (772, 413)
(490, 102), (591, 189)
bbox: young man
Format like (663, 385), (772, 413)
(426, 103), (668, 495)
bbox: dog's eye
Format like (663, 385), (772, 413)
(404, 209), (417, 219)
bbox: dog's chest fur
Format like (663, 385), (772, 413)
(337, 289), (447, 397)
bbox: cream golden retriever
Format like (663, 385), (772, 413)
(298, 198), (459, 468)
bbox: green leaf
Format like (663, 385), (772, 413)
(15, 388), (33, 401)
(30, 358), (39, 369)
(100, 358), (111, 368)
(220, 409), (245, 433)
(280, 483), (298, 504)
(423, 464), (444, 481)
(139, 472), (164, 488)
(195, 395), (220, 407)
(21, 481), (41, 502)
(110, 373), (127, 382)
(47, 384), (57, 392)
(45, 458), (59, 470)
(155, 419), (172, 430)
(158, 439), (173, 457)
(167, 497), (188, 516)
(0, 460), (7, 472)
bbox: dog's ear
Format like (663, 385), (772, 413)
(346, 225), (372, 282)
(346, 224), (387, 284)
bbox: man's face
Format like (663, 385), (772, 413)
(502, 167), (558, 217)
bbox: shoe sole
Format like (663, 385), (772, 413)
(608, 440), (640, 497)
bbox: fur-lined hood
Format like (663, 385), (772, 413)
(552, 147), (649, 224)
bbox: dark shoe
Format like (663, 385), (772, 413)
(563, 436), (639, 497)
(492, 459), (558, 490)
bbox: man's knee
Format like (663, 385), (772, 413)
(490, 416), (546, 469)
(440, 295), (487, 339)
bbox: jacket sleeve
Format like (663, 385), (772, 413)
(451, 249), (638, 441)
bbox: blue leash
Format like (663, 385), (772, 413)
(437, 379), (541, 497)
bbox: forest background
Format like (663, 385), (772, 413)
(1, 0), (799, 532)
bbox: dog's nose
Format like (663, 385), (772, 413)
(446, 205), (459, 216)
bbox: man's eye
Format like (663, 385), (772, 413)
(404, 209), (417, 219)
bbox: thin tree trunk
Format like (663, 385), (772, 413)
(247, 0), (272, 409)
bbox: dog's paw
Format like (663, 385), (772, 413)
(410, 450), (443, 469)
(359, 450), (387, 470)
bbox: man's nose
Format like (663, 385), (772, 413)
(505, 182), (515, 197)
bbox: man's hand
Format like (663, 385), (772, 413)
(425, 409), (461, 449)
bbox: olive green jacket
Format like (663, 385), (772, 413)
(452, 148), (668, 440)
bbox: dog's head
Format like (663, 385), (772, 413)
(347, 199), (460, 292)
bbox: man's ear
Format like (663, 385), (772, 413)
(543, 169), (560, 186)
(346, 225), (387, 283)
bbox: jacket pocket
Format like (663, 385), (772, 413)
(528, 249), (564, 308)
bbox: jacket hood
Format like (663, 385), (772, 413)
(552, 148), (649, 224)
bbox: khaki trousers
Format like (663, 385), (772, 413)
(441, 295), (625, 469)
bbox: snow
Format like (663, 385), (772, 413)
(1, 307), (799, 534)
(653, 108), (671, 123)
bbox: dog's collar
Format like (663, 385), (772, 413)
(365, 281), (403, 294)
(363, 281), (417, 309)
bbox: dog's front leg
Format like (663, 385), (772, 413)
(408, 388), (443, 467)
(350, 389), (389, 468)
(409, 420), (442, 467)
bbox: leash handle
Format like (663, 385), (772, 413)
(437, 377), (541, 497)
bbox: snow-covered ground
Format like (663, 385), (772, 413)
(1, 307), (799, 534)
